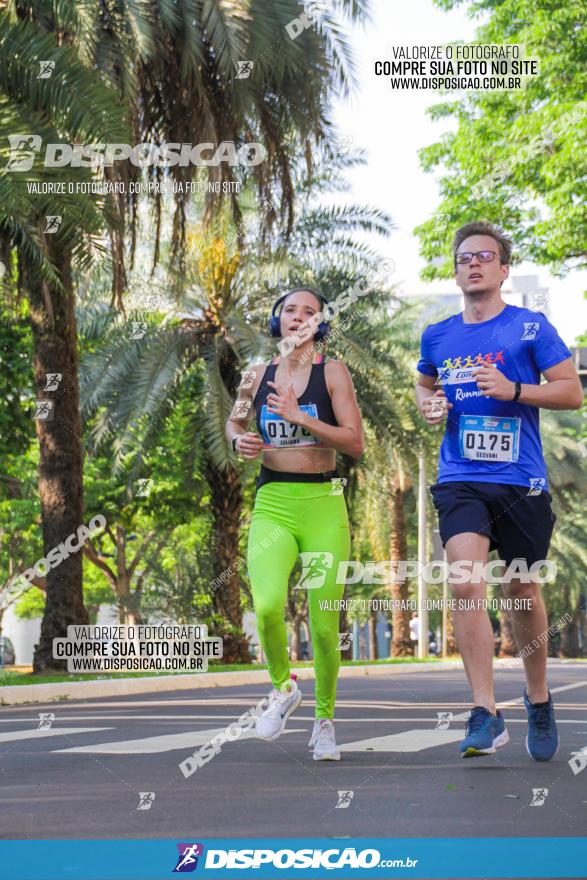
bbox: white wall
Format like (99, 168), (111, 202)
(1, 603), (120, 667)
(2, 605), (40, 666)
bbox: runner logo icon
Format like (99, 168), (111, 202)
(528, 477), (546, 496)
(336, 790), (354, 809)
(530, 788), (549, 807)
(173, 843), (204, 872)
(294, 552), (333, 590)
(437, 366), (495, 385)
(522, 322), (539, 340)
(337, 632), (353, 650)
(436, 712), (453, 730)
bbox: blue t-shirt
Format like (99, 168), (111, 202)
(417, 304), (572, 489)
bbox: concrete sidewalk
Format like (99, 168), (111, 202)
(0, 660), (470, 706)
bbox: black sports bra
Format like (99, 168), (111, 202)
(253, 354), (338, 449)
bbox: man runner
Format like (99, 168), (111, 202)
(416, 221), (583, 760)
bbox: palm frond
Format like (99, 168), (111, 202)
(201, 341), (235, 470)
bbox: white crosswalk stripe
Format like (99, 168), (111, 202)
(340, 729), (463, 752)
(53, 727), (307, 754)
(2, 680), (584, 756)
(0, 727), (112, 744)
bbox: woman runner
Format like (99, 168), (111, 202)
(225, 287), (364, 760)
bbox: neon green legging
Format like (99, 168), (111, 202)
(247, 480), (350, 719)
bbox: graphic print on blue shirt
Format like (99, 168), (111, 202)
(417, 304), (572, 489)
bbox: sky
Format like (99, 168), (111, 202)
(329, 0), (587, 347)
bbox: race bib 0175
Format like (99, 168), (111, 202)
(458, 415), (521, 463)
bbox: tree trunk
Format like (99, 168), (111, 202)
(116, 572), (143, 624)
(115, 525), (129, 624)
(204, 459), (249, 663)
(112, 525), (142, 624)
(358, 625), (366, 660)
(368, 610), (379, 660)
(291, 616), (302, 662)
(556, 582), (578, 658)
(339, 606), (352, 661)
(578, 597), (586, 657)
(499, 609), (517, 656)
(559, 615), (580, 658)
(26, 247), (88, 673)
(86, 604), (102, 625)
(387, 478), (413, 657)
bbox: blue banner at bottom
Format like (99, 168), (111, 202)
(0, 838), (585, 879)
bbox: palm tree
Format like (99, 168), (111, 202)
(0, 13), (131, 670)
(78, 143), (396, 659)
(494, 410), (587, 657)
(4, 0), (371, 667)
(349, 299), (441, 656)
(541, 410), (587, 656)
(62, 0), (371, 280)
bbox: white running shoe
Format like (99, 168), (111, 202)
(312, 719), (340, 761)
(255, 676), (302, 741)
(308, 719), (321, 748)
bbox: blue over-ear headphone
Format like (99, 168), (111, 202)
(268, 287), (331, 342)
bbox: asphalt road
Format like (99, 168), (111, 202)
(1, 660), (586, 876)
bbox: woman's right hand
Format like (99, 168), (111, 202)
(235, 432), (265, 459)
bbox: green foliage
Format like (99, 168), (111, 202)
(415, 0), (587, 278)
(0, 0), (383, 648)
(75, 145), (403, 631)
(139, 523), (216, 625)
(0, 304), (34, 461)
(0, 10), (130, 289)
(542, 409), (587, 619)
(13, 560), (117, 623)
(0, 444), (41, 587)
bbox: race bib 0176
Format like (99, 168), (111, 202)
(458, 415), (521, 463)
(260, 403), (320, 448)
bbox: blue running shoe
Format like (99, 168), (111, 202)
(524, 690), (559, 762)
(460, 706), (509, 758)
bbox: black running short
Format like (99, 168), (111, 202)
(429, 481), (556, 566)
(255, 464), (339, 490)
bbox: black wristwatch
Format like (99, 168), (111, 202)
(231, 435), (239, 452)
(512, 381), (522, 402)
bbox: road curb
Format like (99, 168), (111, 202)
(0, 660), (471, 706)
